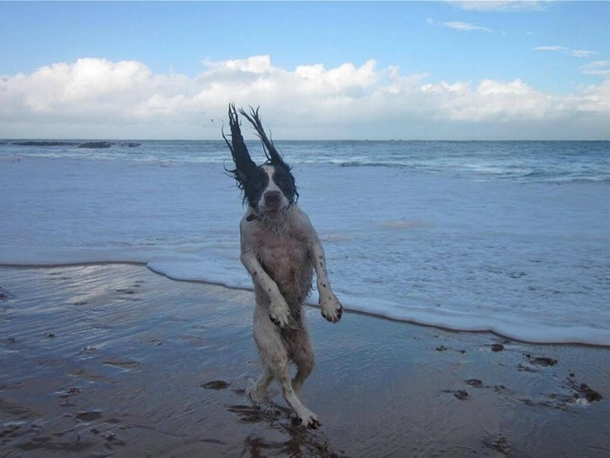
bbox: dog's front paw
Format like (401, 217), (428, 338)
(269, 301), (291, 328)
(320, 295), (343, 323)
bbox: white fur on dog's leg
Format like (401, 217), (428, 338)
(253, 309), (319, 427)
(281, 383), (321, 428)
(247, 368), (274, 402)
(291, 332), (314, 399)
(273, 358), (321, 428)
(320, 294), (343, 323)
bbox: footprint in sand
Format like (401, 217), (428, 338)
(201, 380), (231, 390)
(74, 410), (103, 422)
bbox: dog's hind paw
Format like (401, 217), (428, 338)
(293, 411), (322, 429)
(246, 384), (266, 403)
(320, 296), (343, 323)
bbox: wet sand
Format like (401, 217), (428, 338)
(0, 264), (608, 457)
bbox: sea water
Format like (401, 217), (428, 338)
(1, 140), (609, 346)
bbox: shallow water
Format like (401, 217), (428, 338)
(1, 140), (609, 345)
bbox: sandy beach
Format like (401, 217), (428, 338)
(0, 264), (608, 457)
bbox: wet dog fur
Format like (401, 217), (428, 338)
(224, 105), (343, 428)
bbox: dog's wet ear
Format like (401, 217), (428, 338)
(223, 104), (257, 186)
(240, 106), (289, 169)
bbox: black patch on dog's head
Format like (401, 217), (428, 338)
(242, 167), (269, 209)
(223, 105), (298, 208)
(270, 164), (297, 204)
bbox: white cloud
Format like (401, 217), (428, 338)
(535, 46), (598, 58)
(1, 58), (195, 121)
(576, 79), (610, 113)
(581, 61), (610, 76)
(570, 49), (598, 58)
(1, 56), (609, 140)
(202, 55), (274, 75)
(420, 78), (554, 122)
(442, 21), (493, 33)
(535, 46), (568, 52)
(447, 1), (550, 12)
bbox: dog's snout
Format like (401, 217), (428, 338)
(264, 190), (282, 204)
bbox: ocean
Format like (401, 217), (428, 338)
(1, 140), (609, 346)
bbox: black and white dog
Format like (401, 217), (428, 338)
(224, 105), (343, 428)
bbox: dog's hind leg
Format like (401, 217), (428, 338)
(253, 308), (320, 428)
(247, 367), (274, 402)
(274, 357), (320, 428)
(290, 329), (315, 399)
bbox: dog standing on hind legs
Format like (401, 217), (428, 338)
(224, 105), (343, 428)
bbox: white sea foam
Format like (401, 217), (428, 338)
(1, 146), (609, 346)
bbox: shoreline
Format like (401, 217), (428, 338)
(1, 261), (607, 349)
(1, 264), (608, 457)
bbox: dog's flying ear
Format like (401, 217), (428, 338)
(223, 104), (257, 185)
(240, 106), (289, 168)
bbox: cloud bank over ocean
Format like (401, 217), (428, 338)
(2, 55), (609, 140)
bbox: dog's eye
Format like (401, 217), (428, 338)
(248, 176), (269, 196)
(275, 175), (292, 189)
(250, 176), (265, 189)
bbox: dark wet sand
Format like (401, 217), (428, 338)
(0, 264), (608, 458)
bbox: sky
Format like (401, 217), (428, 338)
(1, 1), (610, 140)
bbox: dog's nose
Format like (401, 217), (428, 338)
(264, 190), (282, 205)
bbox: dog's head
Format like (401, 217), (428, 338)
(224, 105), (298, 217)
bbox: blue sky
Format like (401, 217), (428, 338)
(1, 1), (610, 140)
